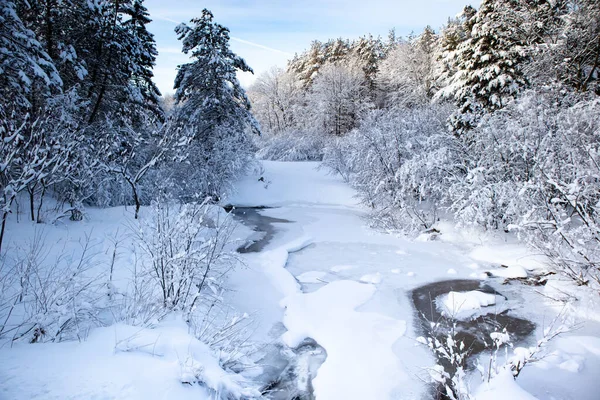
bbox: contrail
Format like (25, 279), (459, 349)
(230, 36), (293, 57)
(153, 15), (180, 25)
(154, 14), (292, 57)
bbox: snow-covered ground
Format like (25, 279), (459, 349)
(226, 161), (600, 399)
(1, 160), (599, 399)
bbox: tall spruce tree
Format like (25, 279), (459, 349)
(444, 1), (528, 135)
(172, 9), (258, 199)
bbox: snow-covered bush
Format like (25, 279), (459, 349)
(418, 322), (473, 400)
(0, 231), (105, 343)
(454, 90), (600, 286)
(256, 130), (329, 161)
(323, 104), (460, 232)
(133, 198), (238, 317)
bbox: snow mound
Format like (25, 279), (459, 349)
(359, 272), (382, 284)
(487, 265), (528, 279)
(296, 271), (327, 283)
(475, 369), (538, 400)
(437, 290), (501, 319)
(280, 280), (407, 399)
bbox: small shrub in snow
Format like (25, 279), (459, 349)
(418, 322), (473, 400)
(0, 231), (105, 343)
(133, 197), (238, 318)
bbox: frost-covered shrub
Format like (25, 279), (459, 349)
(515, 95), (600, 285)
(133, 198), (238, 316)
(0, 231), (105, 343)
(454, 90), (600, 285)
(323, 104), (459, 232)
(256, 130), (328, 161)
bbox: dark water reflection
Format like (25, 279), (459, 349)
(226, 206), (291, 253)
(411, 279), (535, 398)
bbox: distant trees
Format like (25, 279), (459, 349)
(309, 61), (371, 135)
(247, 67), (300, 134)
(250, 35), (385, 143)
(378, 26), (440, 108)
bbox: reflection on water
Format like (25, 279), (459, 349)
(225, 206), (291, 253)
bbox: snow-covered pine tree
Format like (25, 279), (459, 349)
(288, 40), (327, 89)
(15, 0), (88, 95)
(172, 9), (258, 200)
(437, 5), (476, 86)
(351, 35), (384, 96)
(444, 0), (528, 136)
(121, 0), (163, 124)
(0, 0), (66, 250)
(0, 0), (61, 122)
(81, 0), (163, 126)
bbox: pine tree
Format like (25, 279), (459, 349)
(351, 35), (384, 95)
(174, 9), (257, 134)
(446, 0), (529, 135)
(75, 0), (163, 126)
(288, 40), (326, 89)
(122, 0), (163, 123)
(172, 9), (258, 199)
(1, 0), (61, 121)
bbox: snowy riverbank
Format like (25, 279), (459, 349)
(1, 161), (599, 399)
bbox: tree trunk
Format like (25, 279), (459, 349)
(126, 177), (141, 219)
(0, 208), (9, 254)
(28, 185), (36, 222)
(36, 182), (47, 223)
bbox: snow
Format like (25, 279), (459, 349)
(475, 369), (538, 400)
(330, 264), (356, 272)
(3, 160), (600, 400)
(359, 272), (382, 284)
(296, 270), (328, 283)
(281, 280), (407, 399)
(227, 161), (600, 400)
(437, 291), (504, 320)
(226, 161), (358, 208)
(515, 335), (600, 400)
(255, 235), (313, 298)
(0, 315), (259, 400)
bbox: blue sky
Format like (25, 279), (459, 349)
(144, 0), (479, 95)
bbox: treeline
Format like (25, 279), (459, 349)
(250, 0), (600, 286)
(0, 2), (257, 250)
